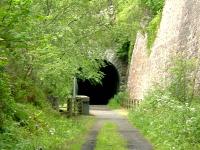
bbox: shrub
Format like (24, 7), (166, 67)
(108, 91), (129, 109)
(116, 41), (131, 63)
(167, 54), (198, 103)
(0, 58), (15, 130)
(141, 0), (164, 15)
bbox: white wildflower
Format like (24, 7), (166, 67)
(190, 107), (196, 112)
(49, 128), (56, 135)
(186, 119), (192, 125)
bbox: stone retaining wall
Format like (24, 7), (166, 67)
(128, 0), (200, 100)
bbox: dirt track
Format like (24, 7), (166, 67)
(81, 105), (153, 150)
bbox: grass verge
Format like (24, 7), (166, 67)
(95, 122), (127, 150)
(0, 103), (95, 150)
(128, 96), (200, 150)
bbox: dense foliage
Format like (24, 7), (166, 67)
(111, 0), (164, 60)
(0, 58), (15, 130)
(129, 91), (200, 149)
(1, 0), (165, 149)
(108, 91), (129, 109)
(129, 54), (200, 149)
(146, 12), (161, 53)
(0, 0), (114, 103)
(0, 0), (113, 149)
(0, 0), (165, 108)
(0, 103), (94, 150)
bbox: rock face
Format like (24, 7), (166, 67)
(127, 0), (200, 100)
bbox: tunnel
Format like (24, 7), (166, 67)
(77, 61), (120, 105)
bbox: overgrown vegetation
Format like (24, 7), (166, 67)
(0, 0), (113, 104)
(0, 1), (113, 149)
(111, 0), (144, 62)
(143, 0), (164, 52)
(108, 91), (129, 109)
(1, 0), (166, 149)
(95, 122), (127, 150)
(146, 12), (162, 54)
(0, 57), (15, 130)
(112, 0), (164, 61)
(0, 103), (94, 150)
(129, 53), (200, 149)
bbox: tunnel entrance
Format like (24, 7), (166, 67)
(77, 61), (120, 105)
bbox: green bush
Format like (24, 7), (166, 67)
(116, 41), (131, 63)
(108, 91), (129, 109)
(114, 0), (164, 60)
(0, 58), (15, 130)
(141, 0), (164, 15)
(0, 103), (95, 150)
(167, 55), (198, 103)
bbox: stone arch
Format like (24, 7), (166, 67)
(104, 49), (128, 90)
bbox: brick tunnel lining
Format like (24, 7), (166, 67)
(77, 62), (120, 105)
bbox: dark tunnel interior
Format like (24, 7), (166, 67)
(77, 62), (120, 105)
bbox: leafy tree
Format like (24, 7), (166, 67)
(0, 0), (114, 104)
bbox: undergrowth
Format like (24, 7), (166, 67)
(128, 54), (200, 149)
(115, 0), (164, 61)
(146, 12), (162, 54)
(108, 91), (129, 109)
(0, 103), (94, 150)
(129, 90), (200, 150)
(143, 0), (164, 53)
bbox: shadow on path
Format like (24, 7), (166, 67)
(81, 105), (153, 150)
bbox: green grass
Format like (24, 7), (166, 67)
(108, 92), (129, 109)
(95, 122), (127, 150)
(0, 103), (95, 150)
(128, 95), (200, 150)
(108, 98), (121, 109)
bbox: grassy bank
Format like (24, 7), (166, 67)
(95, 122), (127, 150)
(0, 103), (94, 150)
(128, 53), (200, 149)
(128, 94), (200, 150)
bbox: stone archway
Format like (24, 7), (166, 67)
(104, 49), (128, 90)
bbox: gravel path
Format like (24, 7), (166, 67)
(81, 105), (153, 150)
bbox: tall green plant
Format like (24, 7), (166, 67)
(168, 53), (198, 103)
(0, 57), (14, 129)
